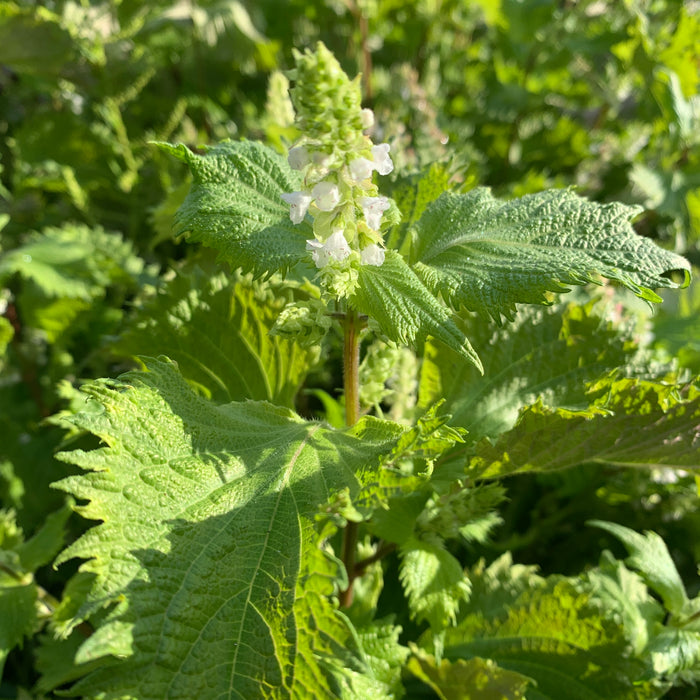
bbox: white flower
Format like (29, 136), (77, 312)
(358, 195), (391, 230)
(287, 146), (310, 170)
(360, 244), (385, 266)
(349, 157), (375, 182)
(312, 151), (332, 169)
(361, 108), (375, 130)
(349, 144), (393, 182)
(371, 143), (393, 175)
(311, 181), (341, 211)
(281, 191), (312, 224)
(306, 230), (351, 268)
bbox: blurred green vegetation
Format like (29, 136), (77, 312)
(0, 0), (698, 696)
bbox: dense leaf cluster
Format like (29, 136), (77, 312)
(1, 2), (699, 699)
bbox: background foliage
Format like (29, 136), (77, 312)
(1, 0), (699, 697)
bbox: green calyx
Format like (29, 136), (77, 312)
(290, 42), (366, 148)
(270, 298), (333, 347)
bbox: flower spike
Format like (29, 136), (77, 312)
(280, 42), (397, 298)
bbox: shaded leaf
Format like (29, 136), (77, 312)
(116, 266), (318, 406)
(385, 164), (452, 254)
(440, 568), (646, 700)
(419, 299), (642, 440)
(0, 224), (148, 301)
(35, 630), (111, 695)
(16, 498), (72, 572)
(0, 5), (76, 76)
(0, 571), (37, 678)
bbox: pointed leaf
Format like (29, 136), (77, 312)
(411, 188), (690, 322)
(588, 521), (688, 616)
(155, 140), (311, 276)
(441, 573), (646, 700)
(469, 379), (700, 479)
(406, 647), (530, 700)
(399, 536), (471, 630)
(52, 358), (406, 698)
(353, 250), (482, 371)
(17, 499), (72, 572)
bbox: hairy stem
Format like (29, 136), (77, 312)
(343, 309), (361, 428)
(339, 309), (362, 608)
(343, 0), (373, 100)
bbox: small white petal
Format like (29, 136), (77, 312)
(349, 157), (374, 182)
(361, 108), (375, 130)
(305, 230), (351, 268)
(287, 146), (310, 170)
(312, 181), (341, 211)
(325, 229), (351, 261)
(281, 191), (312, 224)
(359, 195), (391, 230)
(312, 151), (332, 168)
(371, 143), (393, 175)
(306, 238), (329, 268)
(361, 244), (385, 266)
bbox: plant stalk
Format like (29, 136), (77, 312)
(339, 309), (362, 608)
(343, 309), (361, 428)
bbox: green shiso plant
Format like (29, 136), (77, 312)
(3, 40), (700, 699)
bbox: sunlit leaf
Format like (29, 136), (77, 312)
(406, 647), (531, 700)
(468, 379), (700, 479)
(588, 520), (688, 616)
(156, 140), (312, 277)
(353, 250), (482, 370)
(411, 188), (690, 322)
(52, 358), (407, 698)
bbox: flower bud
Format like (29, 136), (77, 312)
(288, 146), (310, 170)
